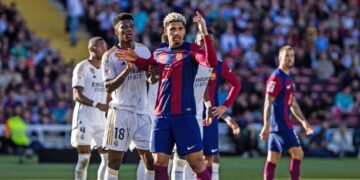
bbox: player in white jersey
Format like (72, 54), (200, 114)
(135, 65), (160, 180)
(101, 13), (154, 180)
(171, 64), (213, 180)
(71, 37), (109, 180)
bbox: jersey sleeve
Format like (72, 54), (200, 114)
(134, 47), (157, 71)
(102, 52), (116, 81)
(266, 75), (282, 98)
(221, 63), (241, 108)
(189, 35), (217, 68)
(72, 63), (86, 88)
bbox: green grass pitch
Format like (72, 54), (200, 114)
(0, 155), (359, 179)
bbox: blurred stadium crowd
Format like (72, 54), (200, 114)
(1, 0), (360, 157)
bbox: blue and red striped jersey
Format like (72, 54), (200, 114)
(135, 35), (217, 116)
(207, 60), (241, 107)
(266, 69), (295, 132)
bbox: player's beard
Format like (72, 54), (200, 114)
(172, 35), (183, 47)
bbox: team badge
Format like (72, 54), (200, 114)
(114, 140), (118, 146)
(105, 68), (110, 74)
(90, 67), (95, 74)
(175, 52), (183, 60)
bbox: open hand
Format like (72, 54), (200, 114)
(115, 48), (138, 62)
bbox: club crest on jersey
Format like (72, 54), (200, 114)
(90, 68), (96, 78)
(175, 52), (183, 60)
(210, 72), (217, 80)
(105, 68), (110, 74)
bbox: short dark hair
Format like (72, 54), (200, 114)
(88, 37), (104, 48)
(112, 13), (134, 28)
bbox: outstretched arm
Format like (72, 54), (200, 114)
(115, 48), (157, 71)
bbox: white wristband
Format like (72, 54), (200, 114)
(224, 116), (232, 123)
(92, 101), (98, 107)
(204, 101), (211, 108)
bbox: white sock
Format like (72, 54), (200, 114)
(136, 160), (145, 180)
(104, 167), (118, 180)
(145, 169), (155, 180)
(171, 158), (186, 180)
(97, 153), (108, 180)
(168, 159), (173, 176)
(183, 161), (196, 180)
(212, 162), (219, 180)
(75, 154), (91, 180)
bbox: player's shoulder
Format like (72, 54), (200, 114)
(102, 46), (118, 63)
(104, 46), (118, 57)
(74, 60), (90, 72)
(134, 42), (149, 49)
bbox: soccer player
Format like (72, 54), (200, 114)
(71, 37), (109, 180)
(117, 11), (217, 180)
(101, 13), (154, 180)
(259, 45), (314, 180)
(197, 30), (241, 180)
(171, 58), (213, 180)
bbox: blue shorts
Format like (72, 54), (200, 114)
(268, 130), (301, 153)
(203, 118), (219, 156)
(150, 114), (203, 156)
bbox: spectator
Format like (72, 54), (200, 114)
(333, 86), (354, 116)
(66, 0), (84, 46)
(315, 53), (335, 81)
(328, 123), (355, 157)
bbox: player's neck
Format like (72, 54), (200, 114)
(88, 56), (101, 69)
(169, 41), (183, 48)
(279, 67), (290, 75)
(118, 41), (134, 50)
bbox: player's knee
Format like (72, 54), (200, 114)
(108, 157), (123, 170)
(292, 149), (304, 160)
(188, 156), (205, 173)
(154, 158), (168, 166)
(144, 156), (154, 170)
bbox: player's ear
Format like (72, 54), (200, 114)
(163, 27), (167, 35)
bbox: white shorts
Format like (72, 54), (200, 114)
(103, 108), (151, 152)
(70, 118), (106, 149)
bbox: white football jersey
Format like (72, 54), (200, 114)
(147, 82), (159, 121)
(72, 60), (107, 128)
(102, 43), (151, 114)
(194, 65), (212, 121)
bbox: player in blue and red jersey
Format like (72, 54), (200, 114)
(259, 45), (314, 180)
(117, 11), (217, 180)
(193, 30), (241, 180)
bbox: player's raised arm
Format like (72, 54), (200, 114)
(290, 97), (314, 135)
(190, 11), (217, 68)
